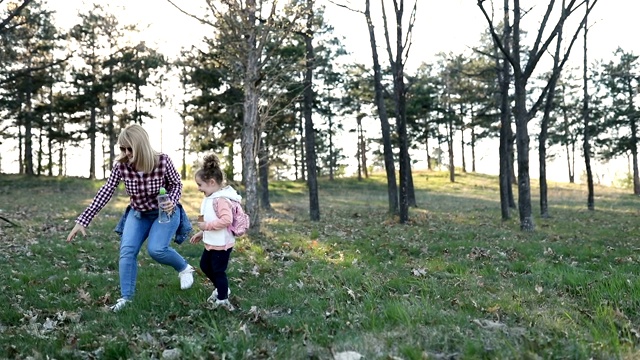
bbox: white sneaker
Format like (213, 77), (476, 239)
(110, 298), (129, 312)
(213, 298), (235, 311)
(207, 287), (231, 303)
(179, 265), (195, 290)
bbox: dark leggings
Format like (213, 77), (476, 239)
(200, 248), (233, 300)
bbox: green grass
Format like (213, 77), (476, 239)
(1, 171), (639, 359)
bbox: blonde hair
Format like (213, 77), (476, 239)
(116, 124), (159, 173)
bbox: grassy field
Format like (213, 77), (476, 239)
(0, 171), (639, 359)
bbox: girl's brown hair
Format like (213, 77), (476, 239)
(195, 154), (225, 185)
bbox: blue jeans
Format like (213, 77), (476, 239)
(119, 209), (188, 300)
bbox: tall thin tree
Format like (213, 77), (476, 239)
(582, 0), (595, 210)
(303, 0), (319, 221)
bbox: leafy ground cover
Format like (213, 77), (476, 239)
(0, 172), (639, 359)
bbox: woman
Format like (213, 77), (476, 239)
(66, 124), (195, 312)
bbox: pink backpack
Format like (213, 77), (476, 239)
(215, 198), (250, 236)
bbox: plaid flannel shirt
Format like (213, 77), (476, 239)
(76, 153), (182, 227)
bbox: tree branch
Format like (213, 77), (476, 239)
(380, 0), (395, 70)
(164, 0), (217, 27)
(402, 1), (417, 66)
(325, 0), (363, 14)
(477, 0), (517, 70)
(529, 0), (557, 58)
(0, 0), (34, 34)
(0, 215), (18, 227)
(524, 0), (582, 77)
(528, 0), (598, 118)
(0, 55), (72, 86)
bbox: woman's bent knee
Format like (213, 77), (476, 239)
(147, 246), (168, 261)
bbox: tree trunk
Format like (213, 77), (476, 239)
(582, 0), (594, 210)
(364, 0), (398, 215)
(471, 126), (477, 173)
(37, 124), (43, 176)
(24, 91), (34, 176)
(328, 113), (335, 181)
(631, 117), (640, 195)
(356, 115), (363, 181)
(508, 126), (516, 209)
(258, 136), (272, 210)
(242, 84), (260, 231)
(89, 105), (96, 179)
(407, 161), (416, 207)
(226, 142), (235, 182)
(384, 0), (414, 220)
(298, 104), (306, 181)
(361, 120), (368, 178)
(514, 80), (534, 231)
(107, 66), (116, 167)
(539, 137), (549, 217)
(425, 120), (432, 170)
(395, 75), (411, 221)
(539, 0), (565, 219)
(561, 105), (575, 183)
(499, 123), (511, 220)
(58, 140), (64, 176)
(304, 0), (320, 221)
(511, 0), (533, 230)
(539, 95), (554, 218)
(47, 85), (54, 177)
(181, 103), (187, 179)
(460, 107), (467, 173)
(447, 117), (455, 183)
(497, 0), (511, 220)
(241, 0), (261, 232)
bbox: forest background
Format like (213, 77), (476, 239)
(3, 2), (640, 357)
(1, 0), (640, 232)
(0, 0), (637, 185)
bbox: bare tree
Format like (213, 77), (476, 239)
(330, 0), (399, 215)
(496, 0), (515, 220)
(539, 0), (565, 218)
(478, 0), (598, 231)
(380, 0), (418, 222)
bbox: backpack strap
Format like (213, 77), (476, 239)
(212, 197), (232, 218)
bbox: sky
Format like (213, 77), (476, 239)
(1, 0), (637, 184)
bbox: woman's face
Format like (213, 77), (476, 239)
(195, 176), (221, 197)
(119, 144), (134, 163)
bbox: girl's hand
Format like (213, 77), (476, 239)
(67, 223), (87, 242)
(197, 222), (206, 231)
(190, 231), (203, 244)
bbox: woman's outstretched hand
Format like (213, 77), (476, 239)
(67, 223), (87, 242)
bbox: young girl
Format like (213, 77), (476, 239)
(190, 154), (242, 311)
(66, 124), (195, 312)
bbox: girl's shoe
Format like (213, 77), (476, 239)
(213, 298), (235, 311)
(110, 298), (129, 312)
(207, 287), (231, 303)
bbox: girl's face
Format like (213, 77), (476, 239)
(195, 176), (221, 197)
